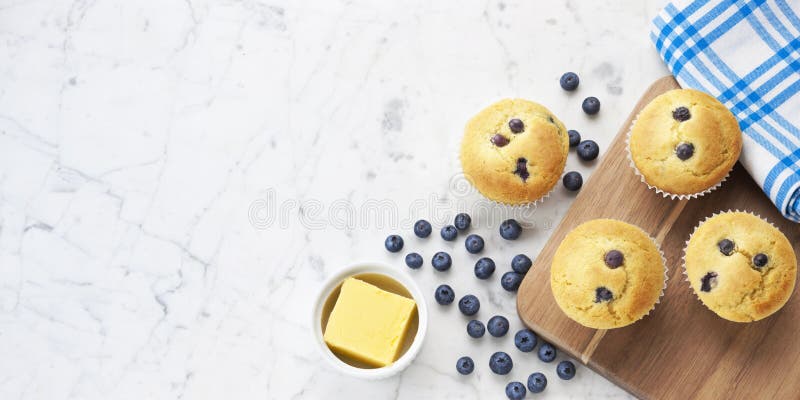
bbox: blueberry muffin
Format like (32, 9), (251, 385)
(684, 212), (797, 322)
(460, 99), (569, 205)
(551, 219), (666, 329)
(628, 89), (742, 197)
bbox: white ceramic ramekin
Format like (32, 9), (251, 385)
(311, 261), (428, 379)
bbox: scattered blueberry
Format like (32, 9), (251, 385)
(718, 239), (735, 256)
(474, 257), (496, 279)
(672, 106), (691, 122)
(595, 286), (613, 302)
(467, 320), (486, 338)
(465, 234), (485, 254)
(557, 360), (576, 380)
(675, 142), (694, 160)
(487, 315), (510, 337)
(577, 140), (600, 161)
(562, 171), (583, 191)
(538, 342), (556, 363)
(454, 213), (472, 231)
(509, 118), (525, 133)
(385, 235), (404, 253)
(582, 96), (600, 115)
(506, 382), (526, 400)
(458, 294), (481, 316)
(700, 272), (718, 292)
(501, 271), (523, 292)
(414, 219), (432, 238)
(753, 253), (769, 268)
(499, 219), (522, 240)
(405, 253), (423, 269)
(435, 284), (455, 305)
(456, 356), (475, 375)
(514, 329), (538, 352)
(604, 250), (624, 269)
(527, 372), (548, 393)
(489, 351), (513, 375)
(511, 254), (532, 274)
(560, 72), (580, 91)
(432, 252), (452, 271)
(441, 225), (458, 241)
(568, 129), (581, 147)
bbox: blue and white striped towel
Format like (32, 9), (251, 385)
(651, 0), (800, 222)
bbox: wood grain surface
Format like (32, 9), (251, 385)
(516, 76), (800, 400)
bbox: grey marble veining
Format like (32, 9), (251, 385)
(0, 0), (670, 398)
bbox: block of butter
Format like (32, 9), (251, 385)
(324, 277), (417, 367)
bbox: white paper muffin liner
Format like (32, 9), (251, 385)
(635, 229), (670, 323)
(626, 114), (730, 200)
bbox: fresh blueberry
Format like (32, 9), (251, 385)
(435, 284), (455, 305)
(456, 356), (474, 375)
(489, 351), (513, 375)
(582, 96), (600, 115)
(511, 254), (532, 274)
(718, 239), (735, 256)
(384, 235), (404, 252)
(527, 372), (548, 393)
(509, 118), (525, 133)
(465, 234), (485, 254)
(560, 72), (580, 91)
(538, 342), (556, 363)
(577, 140), (599, 161)
(441, 225), (458, 241)
(474, 257), (496, 279)
(505, 381), (526, 400)
(514, 329), (538, 352)
(487, 315), (510, 337)
(672, 106), (691, 122)
(562, 171), (583, 191)
(604, 250), (624, 269)
(753, 253), (769, 268)
(458, 294), (480, 316)
(432, 251), (452, 271)
(414, 219), (432, 238)
(454, 213), (472, 231)
(501, 271), (523, 292)
(499, 219), (522, 240)
(675, 142), (694, 160)
(405, 253), (423, 269)
(467, 320), (486, 338)
(568, 129), (581, 147)
(557, 360), (576, 380)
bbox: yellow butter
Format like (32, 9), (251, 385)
(323, 277), (417, 367)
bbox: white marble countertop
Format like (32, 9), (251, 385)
(0, 0), (672, 398)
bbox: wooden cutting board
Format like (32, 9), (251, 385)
(517, 76), (800, 400)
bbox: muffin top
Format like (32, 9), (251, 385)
(629, 89), (742, 196)
(684, 212), (797, 322)
(551, 219), (665, 329)
(460, 99), (568, 205)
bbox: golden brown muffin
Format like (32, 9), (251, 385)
(551, 219), (665, 329)
(629, 89), (742, 196)
(684, 211), (797, 322)
(460, 99), (568, 205)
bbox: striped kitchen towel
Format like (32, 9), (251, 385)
(651, 0), (800, 222)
